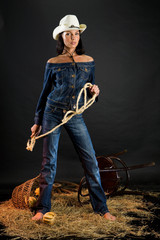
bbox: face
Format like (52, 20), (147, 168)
(62, 30), (80, 49)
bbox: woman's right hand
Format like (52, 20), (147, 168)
(30, 124), (42, 138)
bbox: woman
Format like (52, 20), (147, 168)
(31, 15), (116, 221)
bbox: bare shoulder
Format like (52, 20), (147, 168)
(47, 55), (94, 63)
(81, 55), (94, 62)
(47, 56), (60, 63)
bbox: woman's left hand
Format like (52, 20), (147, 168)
(89, 84), (100, 96)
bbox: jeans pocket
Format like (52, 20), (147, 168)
(79, 67), (91, 80)
(55, 67), (66, 85)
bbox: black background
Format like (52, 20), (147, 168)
(0, 0), (160, 188)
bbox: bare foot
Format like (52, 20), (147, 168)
(32, 212), (44, 221)
(104, 212), (116, 221)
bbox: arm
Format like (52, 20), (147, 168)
(88, 65), (100, 99)
(34, 64), (53, 125)
(31, 64), (54, 137)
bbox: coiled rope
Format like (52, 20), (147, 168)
(26, 83), (96, 151)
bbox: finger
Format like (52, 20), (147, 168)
(35, 128), (41, 137)
(35, 131), (40, 137)
(31, 129), (37, 138)
(30, 132), (35, 138)
(90, 86), (96, 92)
(93, 86), (98, 92)
(89, 85), (100, 96)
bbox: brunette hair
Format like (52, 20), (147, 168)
(56, 32), (85, 55)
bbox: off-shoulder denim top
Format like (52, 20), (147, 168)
(34, 61), (95, 125)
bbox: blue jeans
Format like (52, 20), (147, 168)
(35, 107), (109, 215)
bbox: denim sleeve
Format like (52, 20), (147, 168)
(88, 65), (98, 102)
(34, 65), (53, 125)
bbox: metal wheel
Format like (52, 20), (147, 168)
(78, 176), (90, 205)
(109, 156), (130, 195)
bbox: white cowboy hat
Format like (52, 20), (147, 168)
(53, 15), (87, 40)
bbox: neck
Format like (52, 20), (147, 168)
(63, 47), (76, 56)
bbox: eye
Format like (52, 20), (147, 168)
(75, 32), (79, 35)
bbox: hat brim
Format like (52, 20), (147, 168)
(53, 24), (87, 40)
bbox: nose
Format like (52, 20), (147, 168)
(71, 34), (75, 40)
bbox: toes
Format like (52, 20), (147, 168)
(104, 212), (116, 221)
(32, 212), (43, 221)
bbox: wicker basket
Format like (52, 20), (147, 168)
(12, 175), (40, 209)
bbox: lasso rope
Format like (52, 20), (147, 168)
(26, 83), (97, 151)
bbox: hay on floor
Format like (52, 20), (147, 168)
(0, 183), (160, 240)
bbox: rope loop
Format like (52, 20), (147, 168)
(26, 83), (96, 151)
(26, 136), (36, 151)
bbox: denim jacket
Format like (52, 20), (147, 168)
(34, 61), (96, 125)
